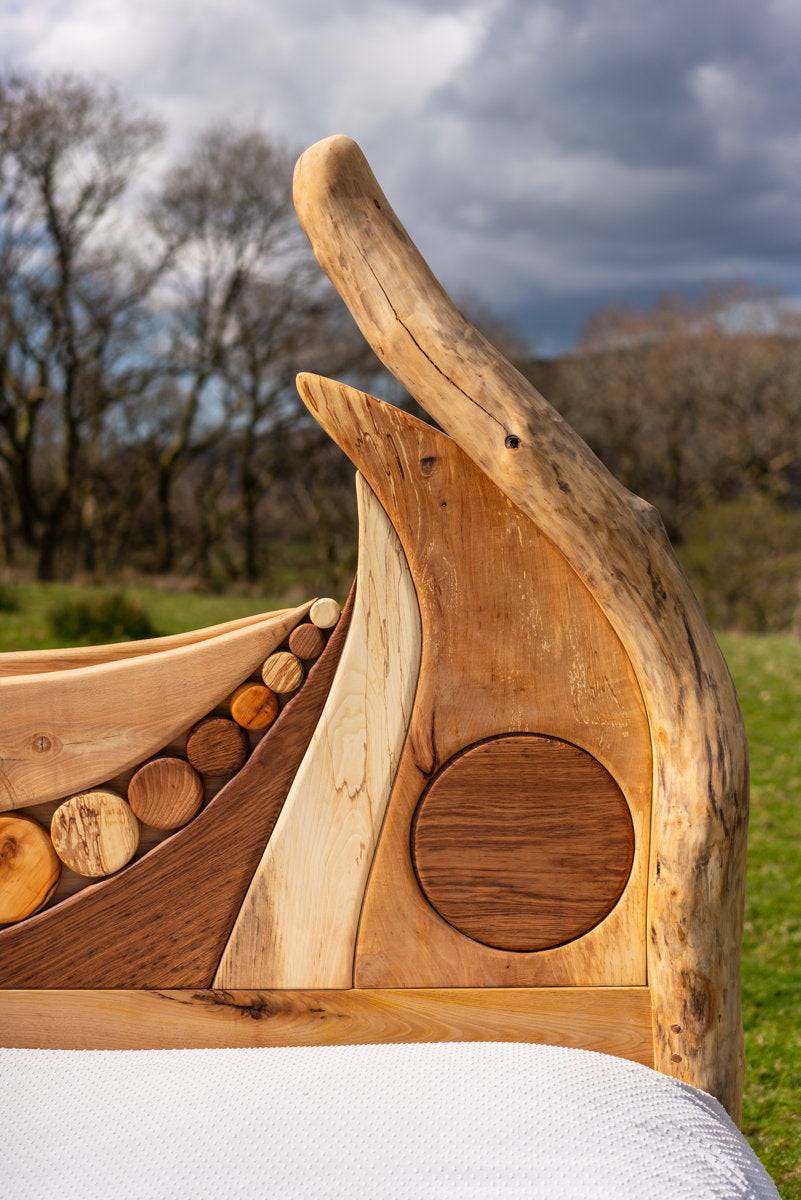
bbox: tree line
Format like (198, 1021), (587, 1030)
(2, 71), (801, 626)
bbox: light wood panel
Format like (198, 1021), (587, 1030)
(0, 986), (653, 1063)
(216, 477), (421, 988)
(297, 375), (651, 988)
(412, 734), (634, 951)
(293, 134), (748, 1116)
(0, 608), (295, 677)
(0, 604), (308, 811)
(0, 814), (60, 923)
(0, 589), (353, 988)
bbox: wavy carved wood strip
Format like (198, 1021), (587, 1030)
(0, 986), (653, 1063)
(0, 604), (308, 811)
(0, 587), (353, 988)
(298, 374), (651, 988)
(0, 608), (297, 678)
(216, 476), (421, 988)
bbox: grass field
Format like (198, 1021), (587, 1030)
(1, 584), (799, 1195)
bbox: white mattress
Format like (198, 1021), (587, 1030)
(3, 1042), (777, 1199)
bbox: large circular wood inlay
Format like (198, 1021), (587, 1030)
(411, 734), (635, 952)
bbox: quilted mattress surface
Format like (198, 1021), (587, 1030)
(3, 1041), (778, 1199)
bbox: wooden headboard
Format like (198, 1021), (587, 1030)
(0, 137), (748, 1123)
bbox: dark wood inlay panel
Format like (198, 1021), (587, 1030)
(412, 734), (635, 952)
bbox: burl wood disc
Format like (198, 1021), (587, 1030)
(412, 734), (635, 952)
(128, 756), (204, 829)
(0, 814), (61, 923)
(186, 716), (249, 778)
(51, 790), (139, 878)
(230, 682), (279, 730)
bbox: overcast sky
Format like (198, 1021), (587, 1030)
(4, 0), (801, 353)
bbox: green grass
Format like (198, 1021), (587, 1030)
(0, 581), (292, 652)
(0, 586), (798, 1193)
(720, 632), (801, 1196)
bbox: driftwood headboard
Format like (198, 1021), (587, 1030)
(0, 137), (748, 1123)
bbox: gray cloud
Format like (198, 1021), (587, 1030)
(3, 0), (801, 350)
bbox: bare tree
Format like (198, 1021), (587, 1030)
(0, 72), (163, 578)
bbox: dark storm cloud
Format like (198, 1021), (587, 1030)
(4, 0), (801, 349)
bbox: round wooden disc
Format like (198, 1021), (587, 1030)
(229, 682), (279, 731)
(128, 756), (204, 829)
(51, 790), (139, 878)
(261, 651), (304, 694)
(288, 622), (326, 661)
(186, 716), (249, 778)
(309, 597), (341, 629)
(412, 734), (635, 952)
(0, 813), (61, 923)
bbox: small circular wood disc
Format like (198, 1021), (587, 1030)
(412, 734), (635, 952)
(186, 716), (249, 778)
(0, 813), (61, 924)
(51, 790), (139, 878)
(128, 756), (204, 829)
(230, 682), (279, 731)
(261, 651), (304, 695)
(309, 597), (341, 629)
(288, 622), (325, 661)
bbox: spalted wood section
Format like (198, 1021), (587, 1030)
(412, 735), (634, 952)
(216, 478), (421, 988)
(0, 814), (60, 923)
(294, 135), (748, 1116)
(127, 757), (204, 830)
(298, 376), (650, 988)
(51, 790), (139, 876)
(0, 986), (652, 1063)
(0, 604), (309, 811)
(0, 608), (296, 677)
(186, 717), (249, 778)
(0, 589), (353, 988)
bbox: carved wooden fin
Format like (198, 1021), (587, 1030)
(0, 604), (309, 811)
(215, 475), (421, 988)
(296, 372), (650, 989)
(294, 136), (748, 1118)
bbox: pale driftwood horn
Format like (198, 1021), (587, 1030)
(293, 135), (748, 1117)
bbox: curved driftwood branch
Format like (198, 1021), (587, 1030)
(293, 135), (748, 1118)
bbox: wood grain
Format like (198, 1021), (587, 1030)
(50, 790), (139, 876)
(186, 717), (249, 778)
(309, 597), (341, 629)
(216, 477), (421, 988)
(0, 588), (353, 987)
(294, 137), (747, 1118)
(0, 604), (308, 811)
(0, 814), (61, 923)
(298, 375), (650, 989)
(261, 651), (304, 694)
(0, 609), (296, 677)
(127, 757), (204, 829)
(288, 623), (325, 661)
(0, 986), (652, 1063)
(230, 682), (279, 730)
(412, 735), (634, 952)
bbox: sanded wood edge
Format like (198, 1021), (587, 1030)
(0, 987), (652, 1064)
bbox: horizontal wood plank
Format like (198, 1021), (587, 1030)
(0, 986), (652, 1064)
